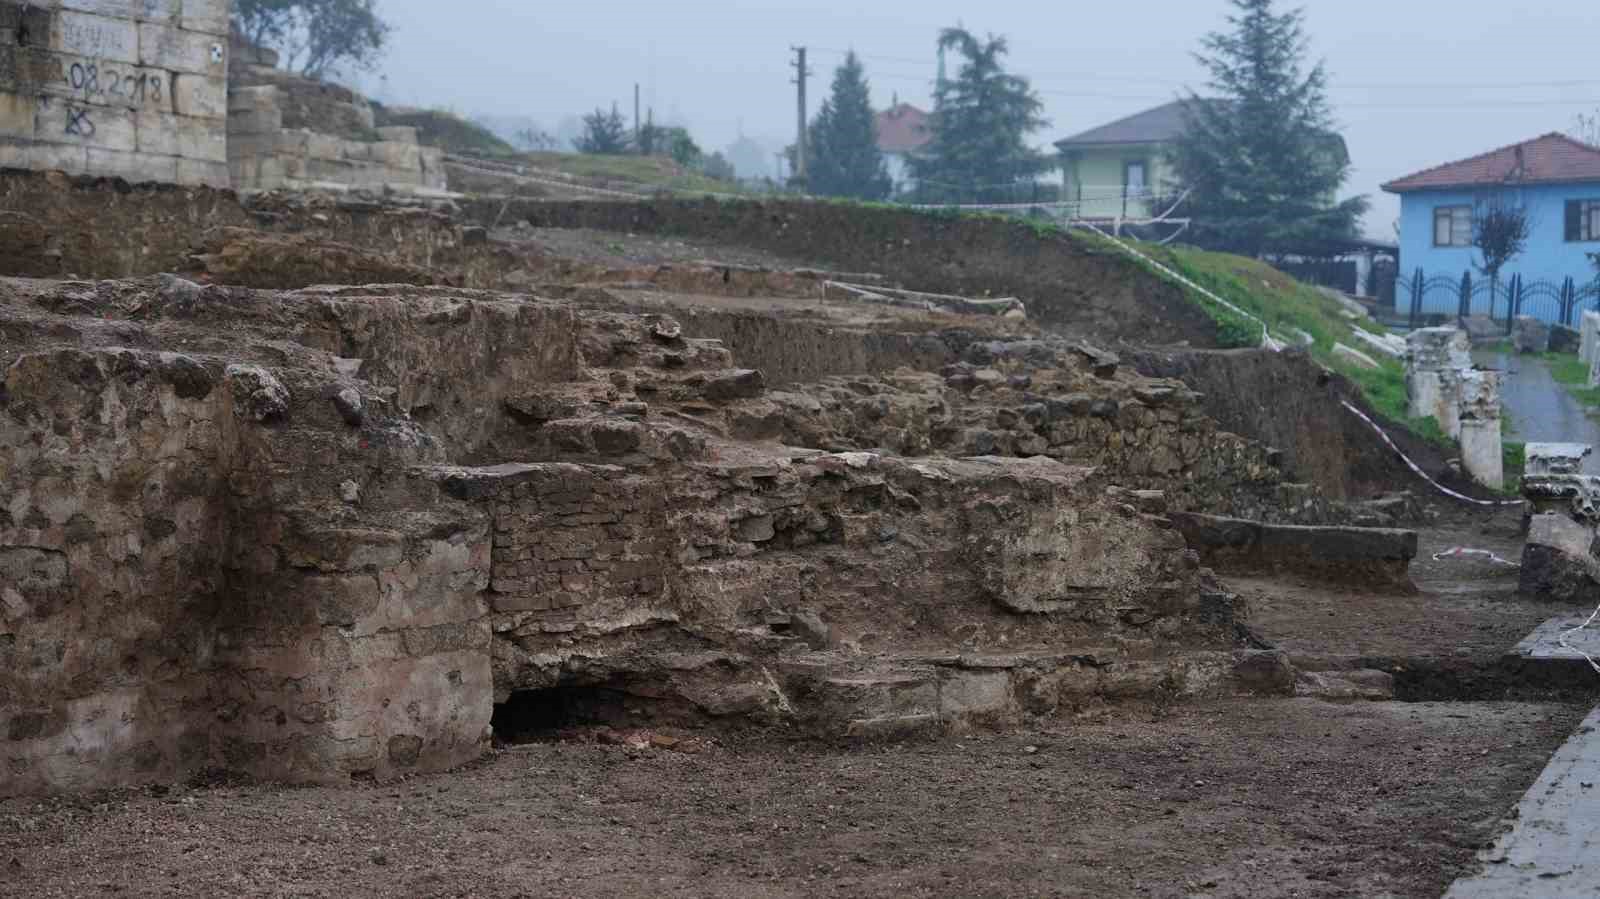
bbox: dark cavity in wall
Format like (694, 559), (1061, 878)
(491, 686), (634, 743)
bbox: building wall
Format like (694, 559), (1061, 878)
(1062, 144), (1176, 219)
(0, 0), (230, 187)
(1399, 183), (1600, 316)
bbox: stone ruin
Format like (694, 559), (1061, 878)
(1406, 326), (1503, 489)
(0, 261), (1417, 795)
(1520, 442), (1600, 601)
(0, 1), (444, 195)
(0, 0), (231, 186)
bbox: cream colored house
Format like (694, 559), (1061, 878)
(1054, 101), (1189, 221)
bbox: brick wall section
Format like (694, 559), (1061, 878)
(483, 464), (669, 622)
(0, 0), (230, 186)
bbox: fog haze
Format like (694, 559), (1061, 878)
(364, 1), (1600, 237)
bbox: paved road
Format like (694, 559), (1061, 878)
(1475, 347), (1600, 475)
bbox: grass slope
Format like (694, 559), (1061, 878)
(516, 152), (744, 196)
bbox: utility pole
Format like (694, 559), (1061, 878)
(633, 84), (641, 153)
(790, 46), (810, 184)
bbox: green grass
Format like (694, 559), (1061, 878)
(515, 152), (746, 196)
(1539, 350), (1600, 407)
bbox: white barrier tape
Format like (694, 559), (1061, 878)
(1560, 605), (1600, 676)
(1339, 400), (1523, 507)
(1080, 222), (1279, 351)
(1431, 547), (1520, 567)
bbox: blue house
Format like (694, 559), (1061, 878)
(1384, 133), (1600, 322)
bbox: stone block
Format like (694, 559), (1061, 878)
(179, 0), (228, 35)
(171, 73), (225, 119)
(86, 145), (177, 183)
(1169, 511), (1418, 590)
(1460, 419), (1504, 491)
(1582, 311), (1600, 365)
(38, 99), (137, 153)
(1407, 326), (1471, 371)
(226, 106), (281, 134)
(376, 125), (418, 144)
(1331, 342), (1379, 370)
(59, 0), (181, 22)
(1407, 368), (1462, 438)
(54, 10), (140, 65)
(1522, 474), (1600, 524)
(305, 131), (349, 162)
(1514, 315), (1551, 354)
(227, 84), (280, 112)
(137, 21), (225, 76)
(0, 92), (33, 140)
(1527, 444), (1592, 477)
(174, 155), (225, 187)
(38, 54), (172, 115)
(368, 139), (421, 171)
(25, 140), (89, 174)
(136, 110), (224, 161)
(1520, 513), (1600, 602)
(1552, 324), (1581, 355)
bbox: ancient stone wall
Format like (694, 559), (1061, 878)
(0, 0), (230, 187)
(227, 62), (446, 193)
(1, 277), (1287, 793)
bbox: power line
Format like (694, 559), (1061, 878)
(810, 45), (1600, 95)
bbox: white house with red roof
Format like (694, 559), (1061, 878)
(1384, 133), (1600, 305)
(874, 101), (930, 194)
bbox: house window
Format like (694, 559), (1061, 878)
(1433, 205), (1472, 247)
(1125, 160), (1148, 195)
(1566, 199), (1600, 242)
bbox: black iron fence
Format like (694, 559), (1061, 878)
(1397, 268), (1600, 332)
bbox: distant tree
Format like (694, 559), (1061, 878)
(1573, 111), (1600, 148)
(908, 27), (1050, 204)
(700, 151), (737, 182)
(575, 105), (631, 155)
(515, 127), (560, 152)
(806, 52), (892, 200)
(232, 0), (390, 80)
(1171, 0), (1368, 257)
(1472, 195), (1531, 290)
(637, 124), (703, 168)
(637, 124), (704, 168)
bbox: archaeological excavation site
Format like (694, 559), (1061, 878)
(1, 4), (1599, 896)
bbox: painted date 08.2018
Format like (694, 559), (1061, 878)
(67, 62), (164, 106)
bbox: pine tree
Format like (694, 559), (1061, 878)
(807, 52), (892, 201)
(909, 28), (1049, 204)
(574, 104), (631, 155)
(1172, 0), (1368, 257)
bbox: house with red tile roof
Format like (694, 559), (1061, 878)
(1384, 133), (1600, 315)
(874, 102), (930, 193)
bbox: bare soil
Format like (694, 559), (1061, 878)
(1244, 506), (1565, 670)
(505, 227), (828, 271)
(0, 698), (1579, 899)
(2, 502), (1588, 899)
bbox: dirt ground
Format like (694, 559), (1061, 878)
(0, 698), (1580, 899)
(1243, 505), (1569, 672)
(3, 507), (1591, 899)
(506, 227), (829, 272)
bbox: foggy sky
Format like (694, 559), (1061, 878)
(368, 0), (1600, 238)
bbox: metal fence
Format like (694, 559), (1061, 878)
(1397, 268), (1600, 332)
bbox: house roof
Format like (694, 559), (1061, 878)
(1054, 100), (1196, 149)
(1383, 133), (1600, 193)
(876, 103), (930, 154)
